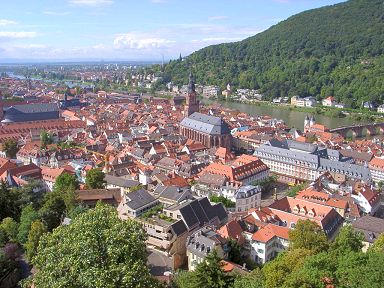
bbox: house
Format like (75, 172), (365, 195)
(201, 154), (269, 186)
(267, 196), (344, 239)
(105, 174), (141, 194)
(352, 216), (384, 252)
(377, 104), (384, 113)
(322, 96), (336, 107)
(162, 197), (228, 229)
(186, 226), (228, 271)
(250, 223), (290, 264)
(76, 188), (122, 207)
(1, 163), (42, 187)
(141, 197), (228, 270)
(0, 158), (17, 176)
(193, 173), (227, 197)
(350, 184), (381, 215)
(153, 185), (193, 207)
(41, 166), (72, 191)
(232, 185), (262, 213)
(369, 157), (384, 184)
(118, 188), (159, 218)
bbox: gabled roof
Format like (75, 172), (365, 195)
(125, 188), (157, 210)
(251, 223), (290, 242)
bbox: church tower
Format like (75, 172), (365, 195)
(184, 72), (199, 116)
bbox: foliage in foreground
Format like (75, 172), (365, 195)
(32, 203), (160, 288)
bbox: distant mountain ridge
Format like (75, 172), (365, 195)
(165, 0), (384, 107)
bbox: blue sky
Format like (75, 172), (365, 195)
(0, 0), (345, 61)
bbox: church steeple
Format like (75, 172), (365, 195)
(187, 72), (195, 94)
(184, 72), (199, 116)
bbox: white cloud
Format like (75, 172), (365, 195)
(0, 32), (37, 39)
(43, 10), (70, 16)
(191, 37), (242, 43)
(208, 16), (228, 21)
(69, 0), (113, 7)
(114, 33), (175, 49)
(0, 19), (17, 26)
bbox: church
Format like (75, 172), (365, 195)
(179, 73), (232, 149)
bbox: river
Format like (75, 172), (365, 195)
(204, 100), (358, 130)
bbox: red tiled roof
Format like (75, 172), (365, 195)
(251, 223), (289, 242)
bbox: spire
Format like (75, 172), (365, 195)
(178, 53), (182, 62)
(188, 72), (195, 94)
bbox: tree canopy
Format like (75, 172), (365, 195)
(1, 138), (19, 158)
(85, 169), (106, 189)
(288, 219), (329, 253)
(32, 203), (159, 288)
(164, 0), (384, 107)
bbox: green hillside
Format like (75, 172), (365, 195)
(164, 0), (384, 108)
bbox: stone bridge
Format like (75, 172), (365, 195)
(330, 122), (384, 138)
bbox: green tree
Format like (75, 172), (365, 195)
(262, 248), (313, 288)
(331, 225), (363, 254)
(38, 192), (66, 231)
(85, 169), (106, 189)
(40, 130), (53, 147)
(17, 205), (39, 244)
(1, 139), (19, 158)
(53, 173), (79, 192)
(15, 180), (45, 210)
(0, 217), (18, 243)
(53, 173), (80, 212)
(25, 220), (46, 261)
(0, 181), (20, 221)
(228, 239), (242, 264)
(233, 268), (264, 288)
(284, 252), (337, 288)
(172, 270), (196, 288)
(369, 233), (384, 253)
(288, 219), (329, 253)
(32, 203), (159, 288)
(193, 249), (235, 288)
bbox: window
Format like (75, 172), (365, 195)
(257, 248), (264, 254)
(291, 223), (296, 228)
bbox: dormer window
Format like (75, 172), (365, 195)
(293, 205), (300, 213)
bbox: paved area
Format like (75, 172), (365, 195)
(261, 182), (289, 207)
(147, 248), (173, 276)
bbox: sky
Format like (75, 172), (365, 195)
(0, 0), (345, 62)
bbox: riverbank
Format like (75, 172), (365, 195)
(225, 99), (381, 123)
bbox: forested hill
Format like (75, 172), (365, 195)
(164, 0), (384, 108)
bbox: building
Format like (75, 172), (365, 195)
(2, 103), (60, 123)
(254, 139), (371, 184)
(350, 184), (381, 215)
(250, 223), (290, 264)
(352, 216), (384, 252)
(187, 226), (228, 271)
(105, 174), (141, 194)
(180, 112), (232, 149)
(231, 185), (262, 213)
(76, 188), (121, 207)
(322, 96), (336, 107)
(141, 197), (228, 270)
(193, 173), (227, 197)
(203, 86), (220, 98)
(369, 157), (384, 184)
(41, 167), (71, 191)
(268, 196), (343, 238)
(118, 188), (159, 218)
(184, 72), (199, 117)
(201, 154), (269, 186)
(377, 104), (384, 113)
